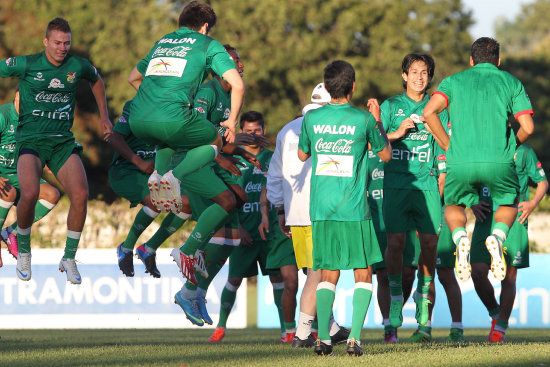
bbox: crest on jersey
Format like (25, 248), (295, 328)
(66, 72), (76, 83)
(48, 78), (65, 89)
(224, 108), (230, 119)
(34, 72), (45, 81)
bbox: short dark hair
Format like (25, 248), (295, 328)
(45, 17), (71, 38)
(224, 44), (236, 53)
(401, 53), (435, 90)
(178, 1), (217, 33)
(323, 60), (355, 99)
(471, 37), (500, 66)
(239, 111), (264, 130)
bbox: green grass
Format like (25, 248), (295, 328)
(0, 328), (548, 366)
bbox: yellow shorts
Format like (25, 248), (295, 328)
(290, 226), (313, 269)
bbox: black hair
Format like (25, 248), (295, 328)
(471, 37), (500, 66)
(178, 1), (217, 33)
(46, 17), (71, 38)
(401, 53), (435, 90)
(323, 60), (355, 99)
(239, 111), (264, 130)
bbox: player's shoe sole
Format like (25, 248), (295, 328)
(160, 171), (182, 213)
(486, 235), (506, 281)
(455, 236), (471, 282)
(147, 171), (166, 212)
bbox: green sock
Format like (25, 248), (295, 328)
(64, 231), (81, 259)
(496, 319), (508, 330)
(34, 199), (55, 222)
(492, 222), (510, 242)
(145, 213), (188, 251)
(273, 283), (285, 334)
(489, 306), (500, 318)
(172, 145), (217, 180)
(154, 147), (175, 174)
(122, 207), (158, 250)
(180, 204), (228, 255)
(17, 226), (31, 254)
(218, 283), (238, 328)
(197, 243), (234, 290)
(384, 324), (396, 333)
(417, 274), (432, 296)
(311, 320), (318, 331)
(316, 282), (336, 342)
(0, 199), (14, 227)
(388, 273), (403, 297)
(452, 227), (467, 246)
(285, 321), (296, 331)
(350, 283), (373, 340)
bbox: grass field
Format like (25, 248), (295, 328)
(0, 328), (549, 367)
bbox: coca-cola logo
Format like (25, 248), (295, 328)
(152, 46), (192, 58)
(314, 138), (353, 154)
(371, 168), (384, 180)
(245, 182), (262, 193)
(35, 91), (70, 103)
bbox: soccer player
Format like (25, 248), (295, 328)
(470, 144), (547, 342)
(267, 83), (349, 348)
(381, 54), (449, 330)
(128, 1), (245, 285)
(0, 17), (113, 283)
(424, 37), (534, 285)
(298, 60), (391, 356)
(209, 111), (294, 343)
(0, 90), (61, 262)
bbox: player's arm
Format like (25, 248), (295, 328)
(518, 178), (548, 224)
(222, 144), (263, 171)
(108, 131), (153, 174)
(515, 113), (534, 147)
(423, 93), (450, 151)
(258, 186), (270, 241)
(128, 66), (144, 91)
(219, 68), (245, 143)
(90, 76), (113, 141)
(375, 121), (392, 162)
(297, 148), (310, 162)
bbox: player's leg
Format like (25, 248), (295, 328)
(279, 264), (299, 340)
(0, 178), (16, 260)
(485, 205), (517, 281)
(347, 267), (373, 356)
(438, 267), (464, 341)
(490, 266), (517, 342)
(315, 269), (339, 356)
(385, 232), (406, 328)
(15, 151), (42, 280)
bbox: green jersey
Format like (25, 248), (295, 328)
(434, 63), (533, 165)
(110, 99), (156, 169)
(237, 149), (274, 242)
(381, 93), (449, 191)
(131, 27), (235, 123)
(194, 78), (231, 136)
(0, 52), (99, 139)
(0, 102), (18, 174)
(298, 103), (386, 221)
(367, 150), (385, 232)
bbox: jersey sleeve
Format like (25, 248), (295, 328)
(0, 56), (26, 78)
(511, 79), (534, 119)
(380, 99), (391, 131)
(524, 146), (546, 184)
(137, 43), (156, 75)
(193, 86), (216, 117)
(298, 114), (311, 154)
(366, 113), (386, 153)
(78, 57), (99, 83)
(207, 41), (236, 79)
(433, 77), (451, 108)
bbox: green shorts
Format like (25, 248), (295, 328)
(471, 213), (529, 268)
(383, 188), (442, 234)
(228, 239), (279, 278)
(130, 109), (218, 149)
(16, 136), (83, 176)
(266, 226), (296, 270)
(436, 207), (455, 268)
(108, 165), (149, 207)
(373, 230), (421, 271)
(312, 220), (382, 271)
(444, 163), (519, 207)
(2, 173), (47, 204)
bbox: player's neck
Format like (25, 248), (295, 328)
(329, 97), (350, 104)
(406, 89), (426, 102)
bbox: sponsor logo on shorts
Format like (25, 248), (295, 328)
(481, 186), (491, 198)
(513, 251), (522, 265)
(315, 154), (353, 177)
(66, 72), (76, 83)
(34, 72), (45, 81)
(48, 78), (65, 89)
(145, 57), (187, 77)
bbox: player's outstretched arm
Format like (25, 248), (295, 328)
(91, 76), (113, 141)
(423, 94), (450, 151)
(128, 66), (144, 91)
(220, 68), (245, 143)
(515, 114), (535, 147)
(518, 178), (548, 224)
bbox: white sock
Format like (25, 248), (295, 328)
(296, 312), (315, 339)
(196, 287), (207, 299)
(180, 286), (196, 300)
(383, 318), (390, 327)
(451, 322), (463, 329)
(329, 313), (341, 336)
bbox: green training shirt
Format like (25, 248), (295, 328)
(298, 103), (387, 222)
(194, 78), (231, 137)
(434, 63), (533, 165)
(131, 27), (235, 123)
(0, 102), (18, 174)
(0, 52), (99, 139)
(367, 150), (385, 232)
(381, 93), (449, 191)
(110, 99), (156, 170)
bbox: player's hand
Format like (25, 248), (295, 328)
(278, 213), (291, 238)
(234, 133), (269, 148)
(240, 150), (263, 171)
(518, 200), (536, 224)
(137, 160), (155, 175)
(0, 177), (12, 196)
(101, 118), (113, 142)
(215, 155), (243, 177)
(221, 119), (237, 144)
(239, 227), (253, 247)
(258, 218), (270, 241)
(396, 118), (415, 137)
(366, 98), (381, 121)
(471, 201), (491, 222)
